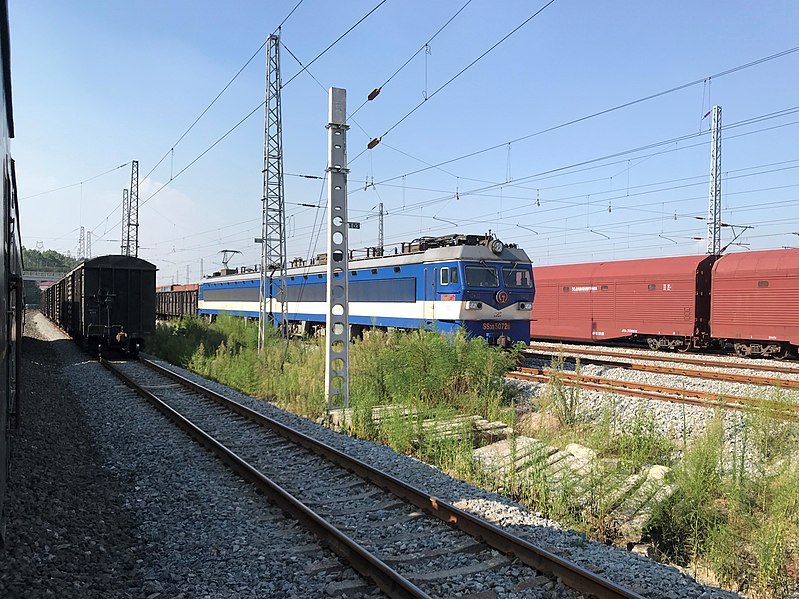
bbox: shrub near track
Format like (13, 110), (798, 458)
(525, 359), (798, 598)
(644, 399), (799, 598)
(147, 315), (520, 433)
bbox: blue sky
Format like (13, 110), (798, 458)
(10, 1), (799, 283)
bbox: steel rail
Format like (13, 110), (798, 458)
(510, 367), (799, 420)
(526, 343), (799, 376)
(524, 350), (799, 390)
(100, 357), (432, 599)
(138, 356), (645, 599)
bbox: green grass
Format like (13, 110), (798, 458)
(645, 409), (799, 598)
(529, 361), (799, 598)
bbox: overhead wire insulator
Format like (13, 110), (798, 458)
(367, 87), (381, 101)
(367, 137), (381, 150)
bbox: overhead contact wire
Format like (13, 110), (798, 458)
(349, 0), (475, 118)
(142, 40), (268, 183)
(281, 0), (389, 89)
(21, 162), (130, 200)
(95, 2), (387, 243)
(144, 0), (307, 183)
(363, 0), (557, 153)
(367, 43), (799, 185)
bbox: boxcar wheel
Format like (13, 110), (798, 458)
(773, 344), (790, 360)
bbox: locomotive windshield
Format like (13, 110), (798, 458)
(502, 266), (533, 288)
(465, 265), (499, 288)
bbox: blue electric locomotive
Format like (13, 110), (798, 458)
(198, 234), (534, 346)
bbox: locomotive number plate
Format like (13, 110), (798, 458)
(482, 321), (511, 331)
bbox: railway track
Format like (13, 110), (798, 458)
(101, 356), (644, 599)
(510, 366), (799, 420)
(523, 350), (799, 391)
(526, 343), (799, 376)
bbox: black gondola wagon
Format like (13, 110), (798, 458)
(42, 255), (156, 356)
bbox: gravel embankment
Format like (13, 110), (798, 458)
(0, 313), (741, 598)
(0, 312), (381, 598)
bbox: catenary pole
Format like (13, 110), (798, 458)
(325, 87), (350, 409)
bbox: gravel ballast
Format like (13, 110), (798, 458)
(1, 313), (380, 598)
(0, 313), (742, 598)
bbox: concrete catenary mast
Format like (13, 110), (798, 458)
(707, 106), (722, 255)
(258, 33), (288, 349)
(325, 87), (350, 408)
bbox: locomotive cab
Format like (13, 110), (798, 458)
(428, 237), (534, 347)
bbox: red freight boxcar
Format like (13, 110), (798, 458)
(531, 255), (716, 350)
(710, 248), (799, 358)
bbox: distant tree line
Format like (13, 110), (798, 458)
(22, 247), (77, 272)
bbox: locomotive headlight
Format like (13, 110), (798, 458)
(466, 301), (483, 310)
(490, 238), (505, 254)
(518, 301), (532, 310)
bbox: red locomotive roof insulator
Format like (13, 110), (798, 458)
(367, 137), (381, 150)
(367, 87), (381, 101)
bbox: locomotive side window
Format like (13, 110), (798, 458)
(758, 280), (769, 288)
(449, 267), (459, 284)
(465, 265), (499, 288)
(440, 268), (449, 286)
(502, 267), (532, 288)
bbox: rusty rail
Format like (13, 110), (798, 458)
(526, 343), (799, 376)
(524, 350), (799, 390)
(510, 366), (799, 420)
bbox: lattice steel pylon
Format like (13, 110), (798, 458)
(129, 160), (139, 257)
(258, 34), (288, 349)
(77, 226), (85, 261)
(707, 106), (722, 255)
(87, 231), (92, 259)
(378, 202), (384, 254)
(120, 189), (129, 255)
